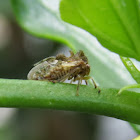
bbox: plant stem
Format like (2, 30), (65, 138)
(0, 79), (140, 124)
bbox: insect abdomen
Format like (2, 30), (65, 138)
(45, 66), (73, 81)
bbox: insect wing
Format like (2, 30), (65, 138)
(33, 56), (56, 66)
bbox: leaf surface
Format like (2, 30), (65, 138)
(60, 0), (140, 60)
(12, 0), (135, 87)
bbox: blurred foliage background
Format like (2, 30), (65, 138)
(0, 0), (138, 140)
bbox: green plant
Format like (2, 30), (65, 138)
(0, 0), (140, 133)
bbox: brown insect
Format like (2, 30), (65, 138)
(27, 50), (100, 96)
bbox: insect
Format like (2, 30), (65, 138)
(27, 50), (100, 96)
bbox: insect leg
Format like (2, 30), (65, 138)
(91, 77), (97, 89)
(60, 76), (69, 82)
(57, 67), (81, 82)
(82, 76), (101, 93)
(90, 77), (101, 93)
(85, 80), (88, 85)
(76, 80), (81, 96)
(82, 76), (97, 88)
(70, 78), (74, 84)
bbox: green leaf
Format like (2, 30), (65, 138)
(118, 84), (140, 94)
(118, 57), (140, 95)
(60, 0), (140, 61)
(11, 0), (135, 88)
(119, 57), (140, 133)
(130, 123), (140, 134)
(120, 57), (140, 83)
(1, 79), (140, 124)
